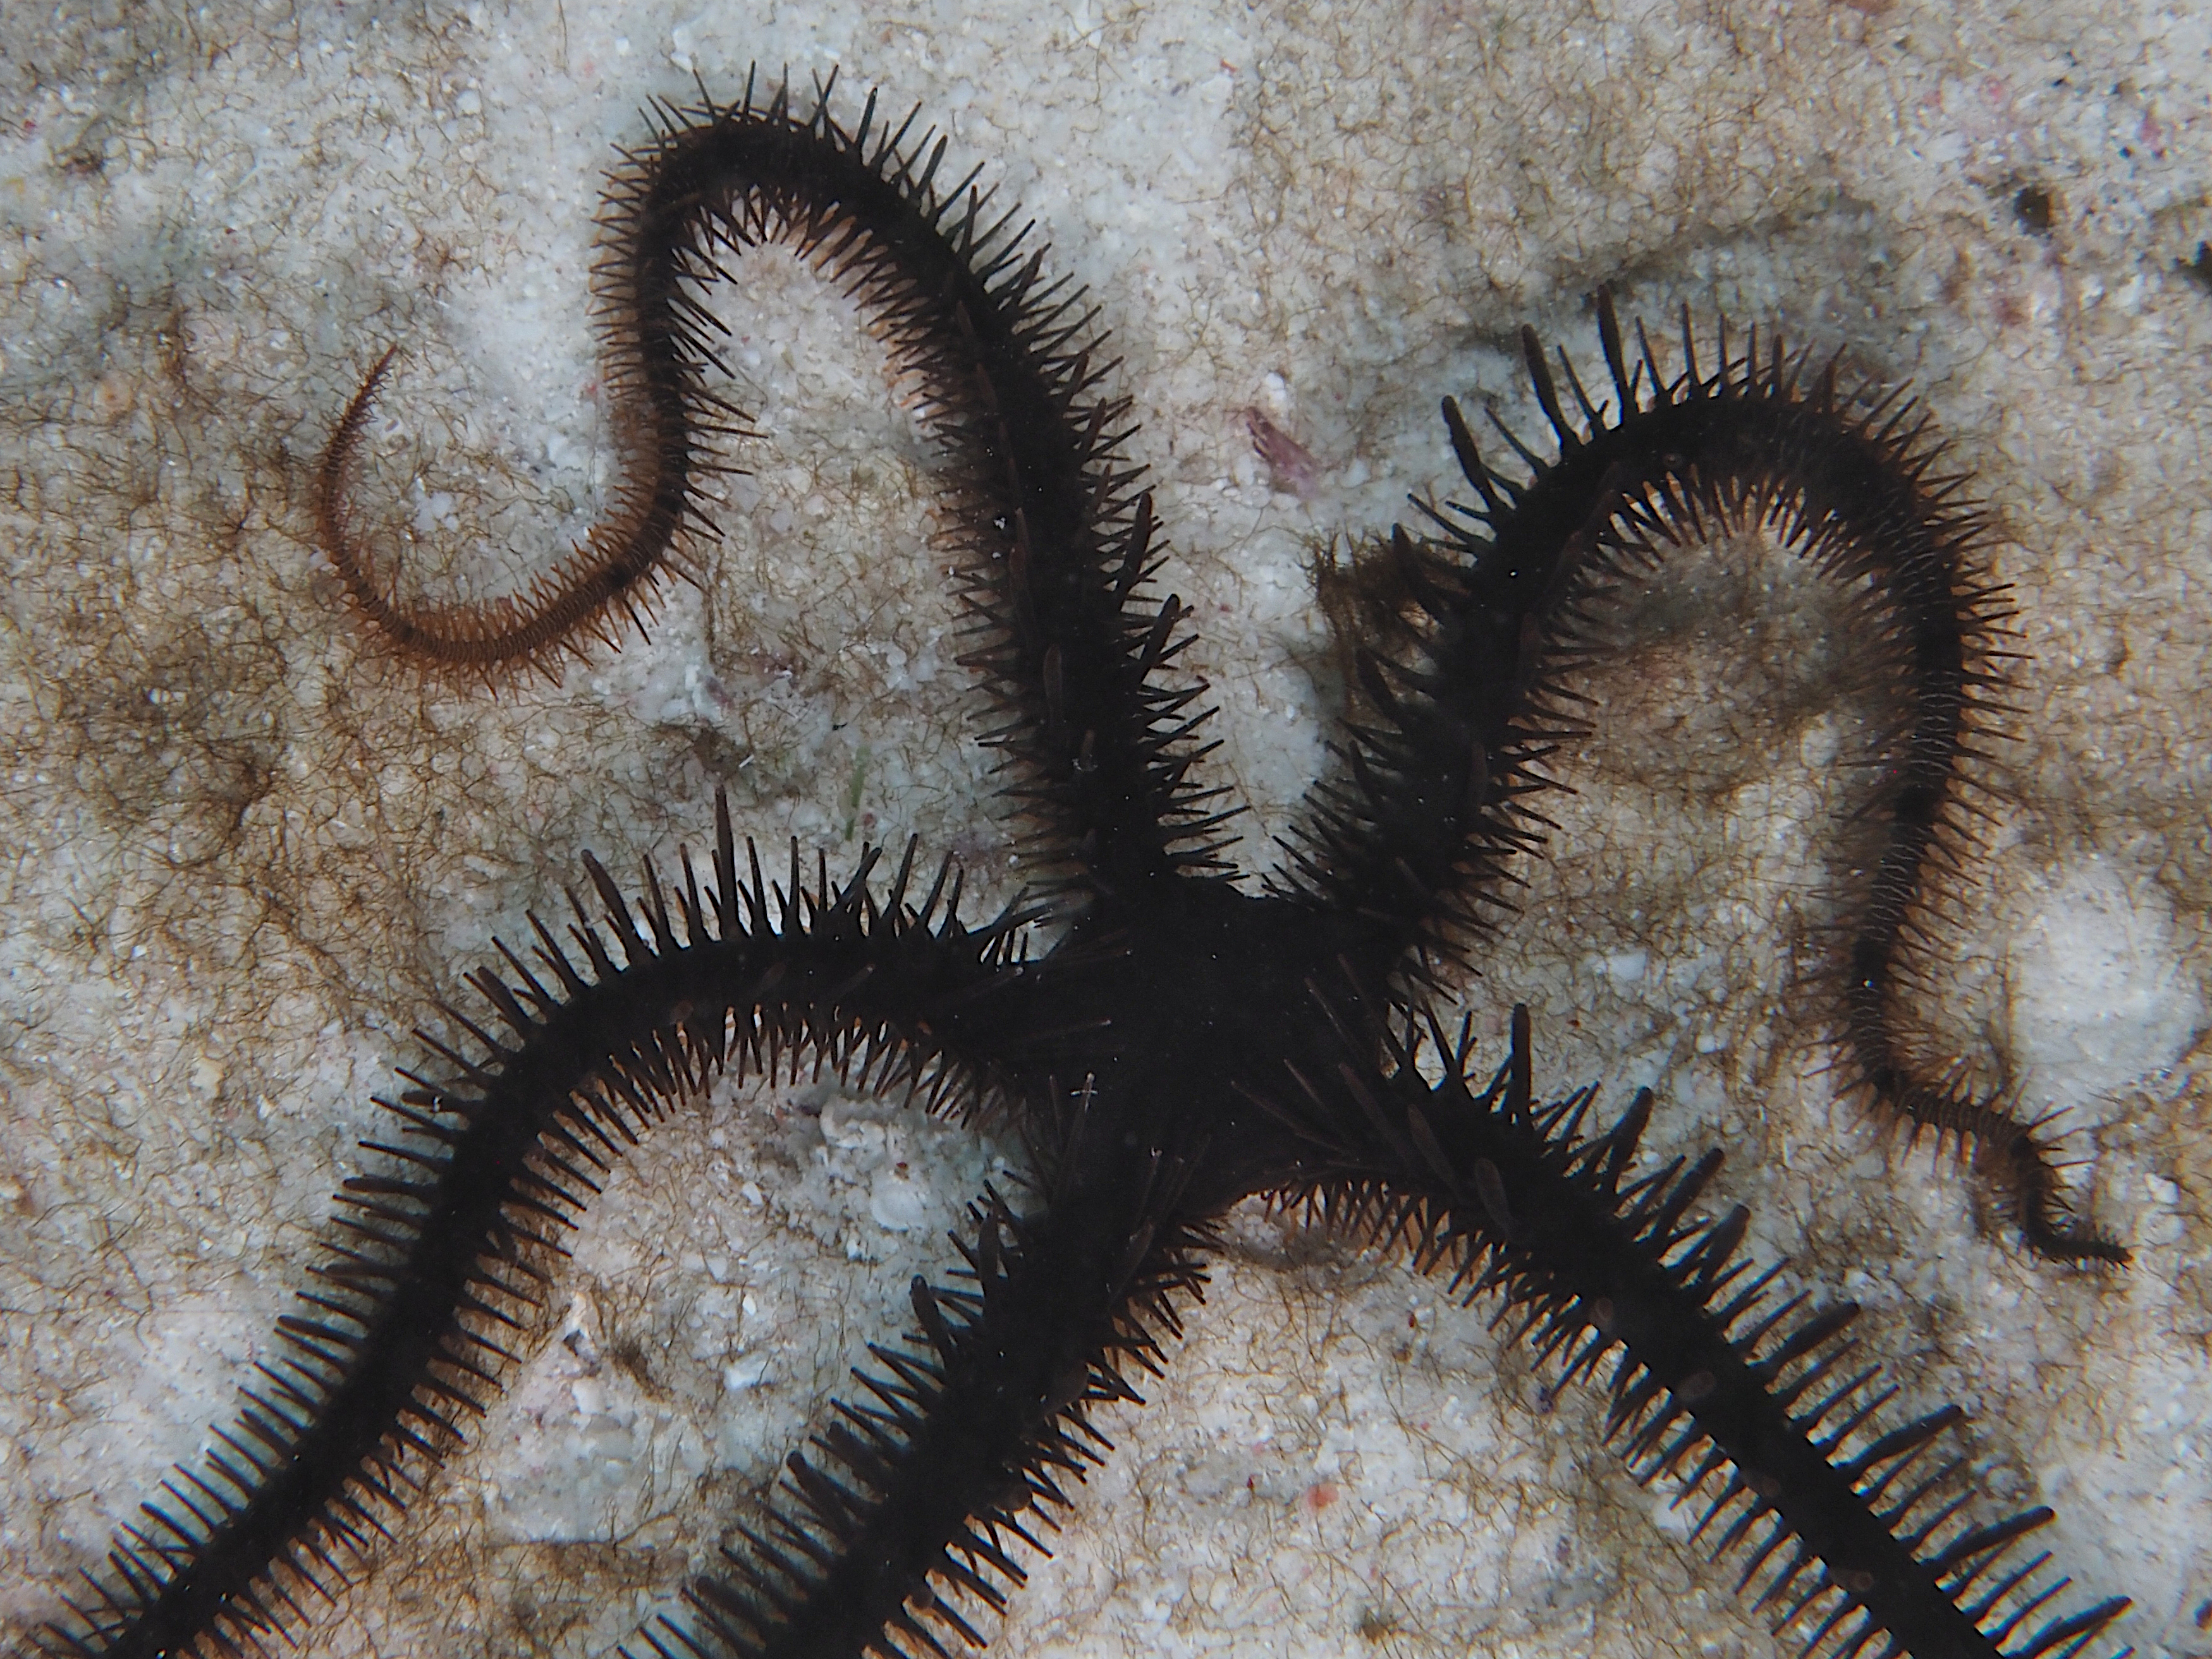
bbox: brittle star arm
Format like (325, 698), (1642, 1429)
(1256, 1003), (2131, 1659)
(28, 802), (1066, 1659)
(1276, 291), (2122, 1262)
(639, 1104), (1216, 1659)
(315, 74), (1228, 906)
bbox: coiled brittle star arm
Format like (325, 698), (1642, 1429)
(1276, 293), (2124, 1263)
(315, 72), (1228, 909)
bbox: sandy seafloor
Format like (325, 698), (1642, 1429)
(1, 1), (2209, 1656)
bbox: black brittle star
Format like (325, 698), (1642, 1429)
(27, 71), (2138, 1659)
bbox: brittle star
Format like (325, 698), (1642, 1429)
(30, 72), (2134, 1659)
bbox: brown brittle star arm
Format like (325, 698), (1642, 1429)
(315, 74), (1228, 912)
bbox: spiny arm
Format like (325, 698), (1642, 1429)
(1259, 1001), (2131, 1659)
(26, 799), (1053, 1659)
(1278, 290), (2118, 1261)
